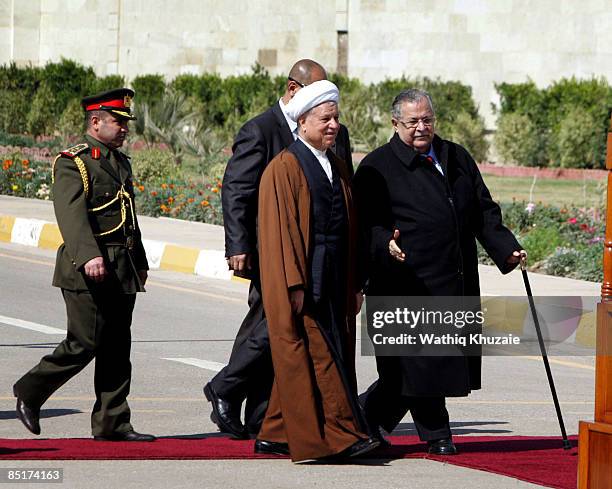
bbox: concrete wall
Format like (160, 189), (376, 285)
(347, 0), (612, 124)
(2, 0), (612, 125)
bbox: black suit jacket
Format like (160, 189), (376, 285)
(222, 101), (353, 272)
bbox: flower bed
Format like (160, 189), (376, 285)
(133, 178), (223, 225)
(477, 201), (604, 282)
(0, 154), (223, 225)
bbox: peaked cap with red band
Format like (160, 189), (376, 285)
(81, 88), (136, 120)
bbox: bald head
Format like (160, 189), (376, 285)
(288, 59), (327, 86)
(282, 59), (327, 104)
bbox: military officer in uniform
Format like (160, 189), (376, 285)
(13, 88), (155, 442)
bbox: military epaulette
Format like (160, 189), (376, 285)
(59, 143), (89, 158)
(52, 143), (90, 198)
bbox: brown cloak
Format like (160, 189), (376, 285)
(256, 148), (367, 461)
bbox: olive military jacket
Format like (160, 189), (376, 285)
(51, 134), (148, 293)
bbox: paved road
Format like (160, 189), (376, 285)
(0, 242), (595, 488)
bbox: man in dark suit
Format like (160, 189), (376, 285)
(13, 89), (154, 441)
(204, 60), (353, 438)
(354, 88), (525, 455)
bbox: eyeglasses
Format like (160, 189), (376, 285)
(288, 76), (305, 88)
(396, 117), (436, 129)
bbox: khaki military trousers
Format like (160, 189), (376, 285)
(13, 288), (136, 437)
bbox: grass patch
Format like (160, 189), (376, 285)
(482, 174), (602, 207)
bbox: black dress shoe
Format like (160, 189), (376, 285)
(340, 438), (380, 458)
(94, 430), (156, 442)
(15, 398), (41, 435)
(254, 439), (290, 456)
(372, 428), (392, 448)
(427, 437), (458, 455)
(204, 383), (247, 439)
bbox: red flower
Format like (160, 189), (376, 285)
(567, 217), (577, 224)
(580, 223), (588, 230)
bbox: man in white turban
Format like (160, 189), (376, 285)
(254, 80), (378, 461)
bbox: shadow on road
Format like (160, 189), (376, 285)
(392, 420), (512, 436)
(0, 408), (81, 421)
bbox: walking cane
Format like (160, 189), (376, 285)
(520, 255), (572, 450)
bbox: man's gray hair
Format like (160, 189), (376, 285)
(391, 89), (434, 119)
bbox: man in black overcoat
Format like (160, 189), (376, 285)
(204, 60), (353, 438)
(353, 88), (525, 455)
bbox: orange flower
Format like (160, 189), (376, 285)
(217, 181), (222, 188)
(188, 198), (195, 203)
(138, 185), (145, 192)
(160, 204), (169, 213)
(2, 160), (12, 171)
(200, 200), (210, 207)
(167, 196), (174, 204)
(150, 191), (158, 197)
(21, 159), (29, 167)
(161, 183), (168, 189)
(212, 187), (219, 193)
(169, 183), (175, 189)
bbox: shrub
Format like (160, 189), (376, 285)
(340, 84), (388, 153)
(519, 226), (564, 264)
(134, 90), (199, 163)
(494, 113), (545, 167)
(0, 89), (30, 134)
(544, 244), (603, 283)
(132, 74), (166, 105)
(40, 58), (96, 117)
(0, 63), (42, 133)
(494, 80), (546, 125)
(494, 77), (612, 168)
(26, 83), (56, 137)
(552, 107), (602, 169)
(170, 73), (226, 126)
(58, 98), (85, 140)
(438, 110), (489, 162)
(92, 74), (127, 93)
(130, 147), (183, 183)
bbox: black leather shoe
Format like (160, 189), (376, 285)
(254, 439), (290, 456)
(94, 430), (156, 442)
(372, 428), (392, 448)
(15, 398), (40, 435)
(427, 437), (458, 455)
(204, 383), (247, 439)
(340, 438), (380, 458)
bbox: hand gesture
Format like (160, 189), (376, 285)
(388, 229), (405, 262)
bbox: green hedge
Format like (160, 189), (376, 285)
(0, 60), (487, 158)
(494, 77), (612, 168)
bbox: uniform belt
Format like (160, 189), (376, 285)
(96, 237), (135, 249)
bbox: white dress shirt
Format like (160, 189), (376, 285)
(298, 136), (333, 184)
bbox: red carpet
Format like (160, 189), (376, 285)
(0, 434), (578, 489)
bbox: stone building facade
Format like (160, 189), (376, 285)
(1, 0), (611, 125)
